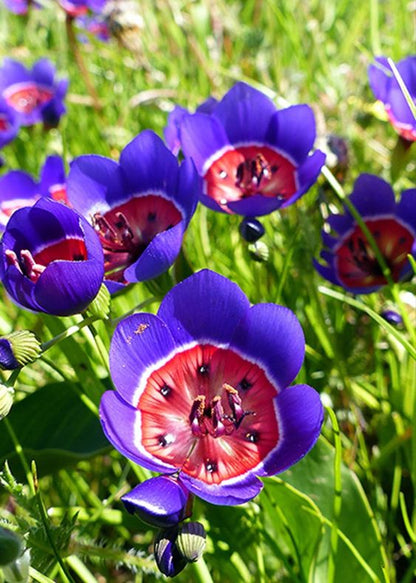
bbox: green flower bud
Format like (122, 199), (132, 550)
(0, 527), (22, 567)
(86, 283), (111, 319)
(176, 522), (206, 563)
(248, 241), (269, 263)
(0, 331), (41, 370)
(0, 385), (14, 420)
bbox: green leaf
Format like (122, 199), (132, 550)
(264, 438), (385, 582)
(0, 382), (110, 480)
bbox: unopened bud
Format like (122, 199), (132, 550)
(154, 527), (186, 578)
(176, 521), (206, 562)
(0, 331), (41, 370)
(248, 241), (269, 262)
(0, 526), (22, 566)
(0, 384), (14, 420)
(2, 548), (30, 583)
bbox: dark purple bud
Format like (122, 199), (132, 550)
(0, 331), (41, 370)
(381, 309), (403, 326)
(239, 217), (265, 243)
(121, 475), (192, 528)
(154, 527), (187, 577)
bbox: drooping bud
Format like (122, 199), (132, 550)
(2, 548), (30, 583)
(154, 527), (187, 578)
(0, 384), (14, 420)
(176, 521), (206, 563)
(239, 217), (265, 243)
(121, 475), (192, 528)
(0, 526), (22, 566)
(0, 331), (41, 370)
(248, 241), (269, 262)
(381, 309), (403, 326)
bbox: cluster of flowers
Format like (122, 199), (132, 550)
(0, 33), (415, 573)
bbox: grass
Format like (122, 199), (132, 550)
(0, 0), (415, 581)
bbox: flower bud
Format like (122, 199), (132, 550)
(86, 283), (111, 319)
(154, 527), (186, 578)
(121, 475), (192, 528)
(248, 241), (269, 262)
(176, 521), (206, 562)
(239, 217), (265, 243)
(0, 331), (41, 370)
(0, 384), (14, 420)
(2, 548), (30, 583)
(381, 309), (403, 326)
(0, 526), (22, 566)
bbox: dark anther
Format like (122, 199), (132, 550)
(198, 364), (209, 376)
(160, 384), (172, 397)
(147, 212), (157, 222)
(205, 460), (217, 473)
(245, 430), (259, 443)
(239, 378), (253, 391)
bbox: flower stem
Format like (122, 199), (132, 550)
(2, 417), (35, 496)
(40, 315), (99, 352)
(191, 556), (214, 583)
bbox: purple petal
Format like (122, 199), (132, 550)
(397, 189), (416, 232)
(39, 155), (66, 196)
(281, 150), (326, 208)
(180, 113), (230, 174)
(265, 105), (317, 164)
(0, 98), (19, 149)
(157, 269), (250, 346)
(122, 475), (190, 527)
(124, 221), (186, 283)
(109, 312), (178, 406)
(0, 59), (29, 91)
(227, 194), (284, 217)
(67, 155), (123, 215)
(213, 82), (277, 144)
(99, 391), (176, 473)
(326, 213), (354, 237)
(0, 338), (19, 369)
(119, 130), (178, 196)
(368, 57), (391, 102)
(180, 471), (263, 506)
(173, 158), (200, 222)
(229, 304), (305, 391)
(34, 254), (103, 316)
(32, 58), (56, 87)
(348, 174), (395, 217)
(164, 105), (188, 155)
(262, 384), (323, 476)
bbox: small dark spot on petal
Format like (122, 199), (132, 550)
(147, 212), (156, 222)
(198, 364), (209, 376)
(160, 384), (172, 397)
(72, 253), (85, 261)
(158, 433), (174, 447)
(205, 460), (217, 473)
(245, 430), (259, 443)
(239, 378), (253, 391)
(166, 224), (174, 230)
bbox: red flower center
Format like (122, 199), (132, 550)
(138, 344), (280, 485)
(203, 145), (297, 211)
(0, 114), (11, 132)
(336, 218), (414, 287)
(5, 238), (87, 282)
(3, 82), (53, 115)
(92, 195), (182, 283)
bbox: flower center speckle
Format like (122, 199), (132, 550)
(92, 194), (182, 283)
(336, 218), (414, 287)
(138, 344), (280, 485)
(3, 82), (53, 114)
(204, 145), (297, 211)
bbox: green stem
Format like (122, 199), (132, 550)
(40, 315), (99, 352)
(3, 417), (35, 496)
(191, 557), (215, 583)
(326, 407), (343, 583)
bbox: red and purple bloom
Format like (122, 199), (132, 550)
(67, 130), (200, 292)
(368, 56), (416, 142)
(0, 59), (68, 127)
(0, 97), (19, 150)
(0, 198), (104, 316)
(177, 82), (325, 216)
(314, 174), (416, 294)
(100, 269), (323, 506)
(58, 0), (107, 17)
(0, 155), (68, 231)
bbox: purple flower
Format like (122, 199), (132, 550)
(368, 56), (416, 142)
(67, 130), (200, 292)
(2, 0), (41, 14)
(58, 0), (107, 17)
(178, 82), (325, 216)
(314, 174), (416, 293)
(0, 198), (104, 316)
(0, 155), (68, 232)
(76, 14), (111, 42)
(0, 59), (68, 127)
(0, 97), (19, 149)
(100, 269), (323, 506)
(164, 97), (218, 156)
(122, 475), (192, 528)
